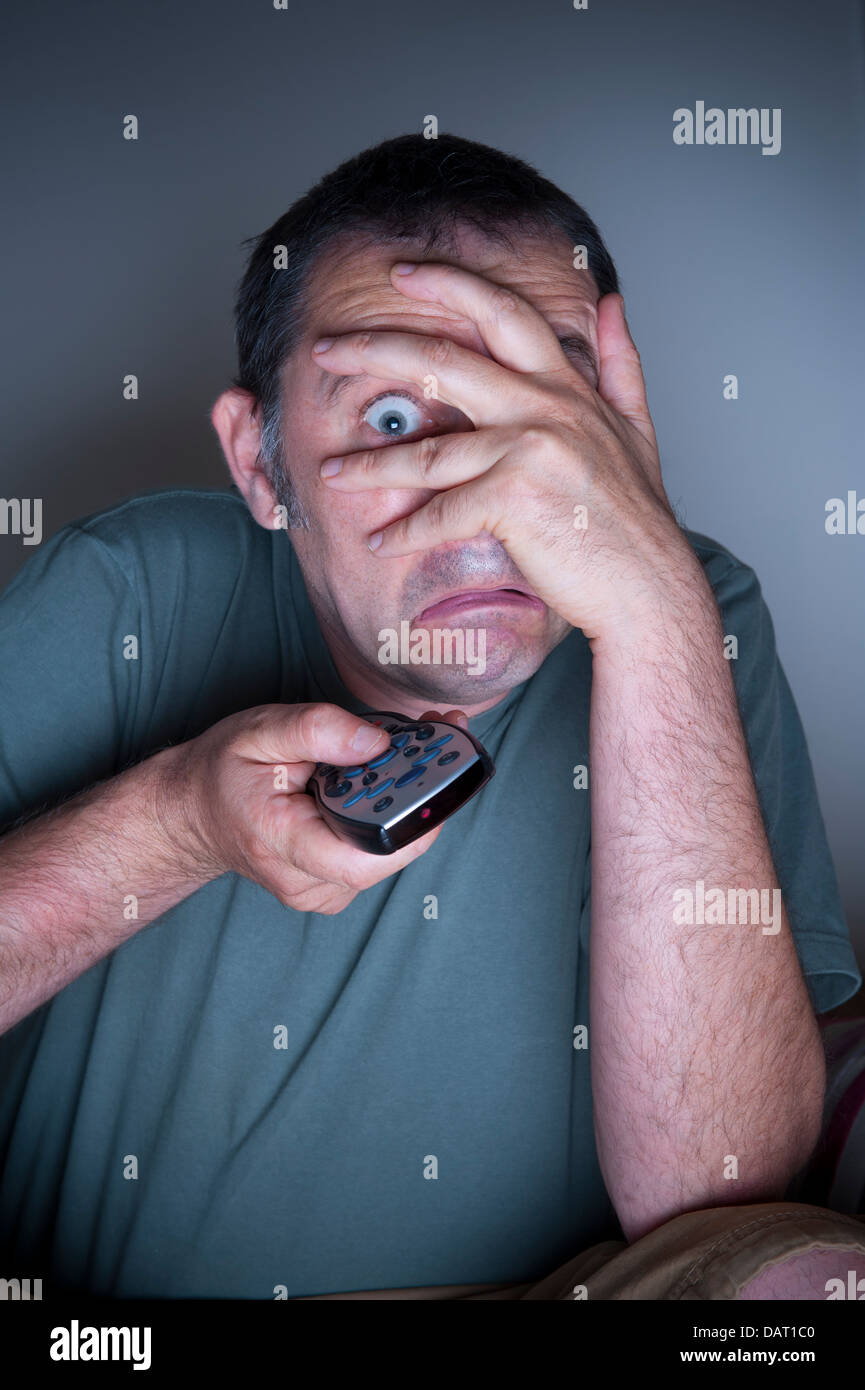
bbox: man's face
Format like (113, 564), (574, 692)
(271, 223), (600, 715)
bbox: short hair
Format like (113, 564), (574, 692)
(231, 132), (620, 526)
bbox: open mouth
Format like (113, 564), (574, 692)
(414, 587), (545, 624)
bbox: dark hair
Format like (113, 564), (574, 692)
(231, 132), (619, 525)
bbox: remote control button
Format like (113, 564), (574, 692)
(414, 724), (436, 740)
(403, 745), (421, 757)
(326, 780), (353, 797)
(339, 765), (365, 778)
(395, 767), (425, 788)
(412, 750), (440, 767)
(343, 788), (369, 808)
(362, 771), (378, 785)
(366, 748), (398, 770)
(318, 764), (337, 776)
(425, 734), (453, 751)
(372, 795), (394, 812)
(367, 778), (393, 796)
(391, 733), (411, 748)
(437, 752), (459, 765)
(385, 722), (402, 733)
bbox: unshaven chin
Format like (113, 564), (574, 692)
(301, 543), (568, 717)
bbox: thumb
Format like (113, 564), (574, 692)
(239, 702), (390, 767)
(596, 294), (655, 442)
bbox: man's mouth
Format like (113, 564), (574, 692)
(413, 585), (545, 625)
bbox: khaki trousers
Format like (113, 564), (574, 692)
(295, 1202), (865, 1300)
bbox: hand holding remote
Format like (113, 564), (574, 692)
(174, 702), (461, 914)
(306, 708), (495, 854)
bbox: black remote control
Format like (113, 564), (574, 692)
(306, 711), (495, 854)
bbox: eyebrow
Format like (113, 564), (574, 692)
(317, 330), (599, 405)
(556, 333), (599, 381)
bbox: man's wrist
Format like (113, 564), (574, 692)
(588, 546), (724, 671)
(147, 742), (223, 892)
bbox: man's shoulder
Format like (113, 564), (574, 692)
(69, 486), (260, 551)
(683, 526), (750, 580)
(681, 526), (765, 611)
(52, 487), (272, 591)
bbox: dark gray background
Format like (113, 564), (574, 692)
(2, 0), (863, 957)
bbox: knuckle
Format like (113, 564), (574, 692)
(312, 899), (342, 916)
(487, 287), (519, 322)
(292, 701), (330, 750)
(355, 331), (375, 354)
(356, 449), (380, 476)
(319, 891), (356, 916)
(306, 886), (353, 914)
(285, 882), (353, 914)
(424, 488), (450, 527)
(243, 704), (278, 734)
(337, 859), (375, 892)
(425, 336), (453, 368)
(416, 433), (441, 479)
(521, 424), (556, 455)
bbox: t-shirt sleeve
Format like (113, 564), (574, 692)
(0, 525), (140, 833)
(707, 551), (861, 1014)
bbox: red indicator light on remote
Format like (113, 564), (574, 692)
(420, 808), (431, 819)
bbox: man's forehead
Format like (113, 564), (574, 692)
(300, 225), (599, 340)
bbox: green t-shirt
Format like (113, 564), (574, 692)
(0, 488), (859, 1298)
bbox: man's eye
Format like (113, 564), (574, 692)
(362, 392), (426, 439)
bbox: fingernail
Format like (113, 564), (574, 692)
(312, 337), (334, 353)
(320, 458), (343, 478)
(352, 723), (386, 753)
(368, 531), (383, 551)
(392, 262), (417, 275)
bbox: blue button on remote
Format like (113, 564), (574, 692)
(425, 734), (453, 751)
(343, 788), (369, 808)
(395, 766), (425, 788)
(367, 748), (399, 770)
(306, 710), (494, 854)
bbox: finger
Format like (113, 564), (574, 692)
(312, 329), (535, 428)
(284, 790), (445, 886)
(420, 708), (470, 729)
(368, 474), (497, 558)
(388, 261), (575, 376)
(596, 295), (655, 443)
(319, 426), (514, 493)
(237, 702), (390, 769)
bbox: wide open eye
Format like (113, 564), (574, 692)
(362, 391), (426, 439)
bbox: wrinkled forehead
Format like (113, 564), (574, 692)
(295, 222), (600, 355)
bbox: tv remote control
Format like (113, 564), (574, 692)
(306, 710), (495, 854)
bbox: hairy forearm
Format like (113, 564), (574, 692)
(0, 745), (211, 1035)
(588, 565), (825, 1243)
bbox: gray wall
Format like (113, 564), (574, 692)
(2, 0), (863, 958)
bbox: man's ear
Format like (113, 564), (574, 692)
(210, 387), (279, 530)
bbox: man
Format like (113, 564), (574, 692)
(0, 133), (861, 1300)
